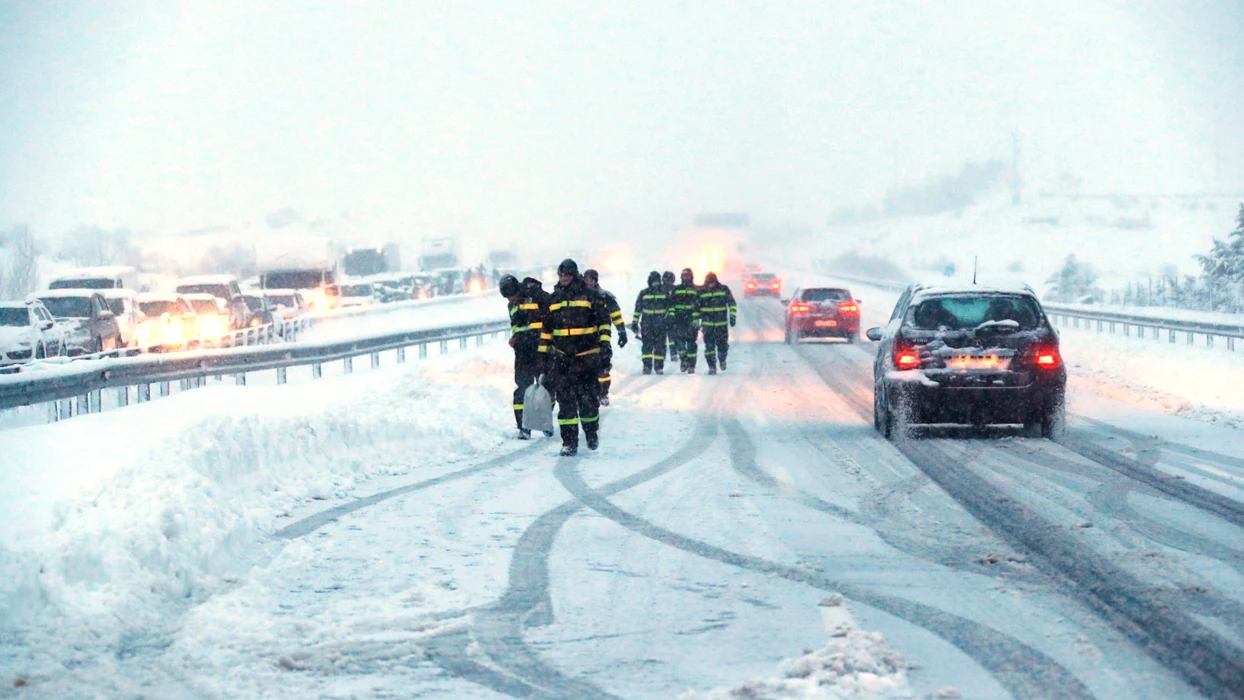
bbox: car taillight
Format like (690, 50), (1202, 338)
(771, 282), (780, 289)
(789, 303), (810, 313)
(838, 303), (859, 313)
(746, 282), (756, 289)
(893, 343), (920, 369)
(1024, 343), (1061, 369)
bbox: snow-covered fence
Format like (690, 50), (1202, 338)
(0, 319), (510, 420)
(818, 270), (1244, 351)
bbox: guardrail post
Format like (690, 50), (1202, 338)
(1072, 317), (1079, 329)
(475, 334), (484, 347)
(397, 347), (406, 364)
(1108, 321), (1115, 334)
(180, 379), (191, 391)
(48, 402), (59, 423)
(370, 352), (380, 369)
(1169, 329), (1176, 343)
(160, 381), (171, 397)
(420, 344), (428, 359)
(459, 338), (468, 350)
(1096, 320), (1103, 332)
(117, 386), (129, 407)
(1137, 326), (1144, 339)
(137, 384), (150, 403)
(1187, 332), (1194, 346)
(1207, 335), (1214, 349)
(1123, 323), (1130, 337)
(344, 357), (353, 374)
(90, 389), (102, 413)
(235, 372), (246, 386)
(277, 367), (287, 385)
(312, 363), (322, 379)
(440, 340), (448, 354)
(77, 395), (89, 415)
(1228, 337), (1235, 351)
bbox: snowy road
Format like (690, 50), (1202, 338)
(5, 296), (1244, 698)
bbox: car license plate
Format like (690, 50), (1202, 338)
(947, 354), (1002, 370)
(815, 320), (837, 327)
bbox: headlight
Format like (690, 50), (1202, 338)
(163, 320), (184, 346)
(199, 315), (225, 342)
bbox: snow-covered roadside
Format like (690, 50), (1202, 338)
(0, 339), (520, 693)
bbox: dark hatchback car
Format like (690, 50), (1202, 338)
(867, 284), (1066, 438)
(783, 287), (861, 343)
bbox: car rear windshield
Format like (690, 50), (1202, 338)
(40, 297), (92, 318)
(800, 289), (849, 302)
(267, 294), (296, 308)
(139, 300), (178, 317)
(342, 284), (372, 296)
(0, 308), (29, 326)
(907, 294), (1043, 331)
(240, 296), (264, 312)
(105, 299), (127, 315)
(189, 299), (220, 314)
(176, 284), (229, 298)
(48, 278), (115, 290)
(753, 273), (776, 281)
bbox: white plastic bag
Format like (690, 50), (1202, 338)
(521, 375), (554, 433)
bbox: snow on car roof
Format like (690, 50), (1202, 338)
(183, 293), (222, 302)
(99, 288), (138, 299)
(0, 300), (33, 308)
(136, 293), (184, 303)
(176, 274), (238, 285)
(261, 288), (298, 295)
(909, 283), (1037, 302)
(51, 265), (137, 279)
(29, 289), (100, 299)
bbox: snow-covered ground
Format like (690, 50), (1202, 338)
(4, 267), (1244, 699)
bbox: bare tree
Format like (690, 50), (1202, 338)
(0, 225), (38, 300)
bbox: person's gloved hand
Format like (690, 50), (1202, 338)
(618, 332), (628, 348)
(730, 318), (736, 327)
(630, 322), (639, 336)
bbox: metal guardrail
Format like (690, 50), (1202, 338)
(813, 270), (1243, 351)
(0, 319), (510, 419)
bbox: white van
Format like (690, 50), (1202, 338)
(48, 266), (140, 291)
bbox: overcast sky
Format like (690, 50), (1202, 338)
(1, 1), (1241, 243)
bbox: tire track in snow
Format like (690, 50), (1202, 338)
(787, 326), (1244, 699)
(425, 384), (723, 698)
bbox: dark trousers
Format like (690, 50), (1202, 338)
(670, 321), (698, 370)
(640, 319), (665, 372)
(703, 325), (729, 369)
(512, 355), (543, 430)
(598, 344), (614, 396)
(551, 354), (600, 447)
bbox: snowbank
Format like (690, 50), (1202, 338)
(0, 344), (517, 689)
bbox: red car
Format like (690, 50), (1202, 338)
(744, 272), (782, 298)
(784, 287), (861, 343)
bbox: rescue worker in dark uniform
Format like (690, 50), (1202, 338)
(697, 272), (737, 374)
(660, 271), (677, 367)
(548, 259), (611, 456)
(669, 268), (702, 374)
(501, 275), (550, 438)
(583, 269), (628, 405)
(631, 271), (669, 375)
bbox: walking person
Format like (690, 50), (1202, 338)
(669, 268), (702, 374)
(583, 269), (628, 404)
(500, 274), (550, 439)
(631, 271), (669, 375)
(698, 272), (737, 374)
(547, 259), (611, 456)
(660, 271), (677, 367)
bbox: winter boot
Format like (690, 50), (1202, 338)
(707, 366), (717, 375)
(655, 367), (664, 375)
(599, 395), (610, 407)
(687, 366), (695, 375)
(586, 432), (599, 451)
(543, 430), (555, 438)
(518, 428), (532, 440)
(560, 444), (578, 457)
(642, 367), (652, 375)
(720, 358), (727, 371)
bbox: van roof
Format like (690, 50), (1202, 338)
(52, 266), (137, 279)
(176, 274), (238, 285)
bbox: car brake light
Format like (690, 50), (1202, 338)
(893, 343), (920, 369)
(771, 282), (780, 289)
(746, 282), (756, 289)
(838, 303), (858, 313)
(1033, 344), (1060, 368)
(789, 303), (810, 313)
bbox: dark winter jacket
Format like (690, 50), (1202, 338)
(669, 283), (701, 326)
(597, 288), (626, 343)
(698, 283), (737, 328)
(632, 284), (669, 329)
(547, 276), (611, 358)
(509, 278), (550, 357)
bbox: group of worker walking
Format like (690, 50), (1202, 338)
(500, 259), (736, 457)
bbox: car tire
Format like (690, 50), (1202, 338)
(873, 387), (884, 433)
(35, 343), (45, 360)
(847, 330), (859, 344)
(1021, 419), (1043, 438)
(1041, 400), (1066, 439)
(784, 326), (792, 344)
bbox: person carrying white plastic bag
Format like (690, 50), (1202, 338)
(521, 374), (554, 435)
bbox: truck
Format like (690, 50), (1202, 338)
(341, 243), (401, 277)
(418, 237), (459, 272)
